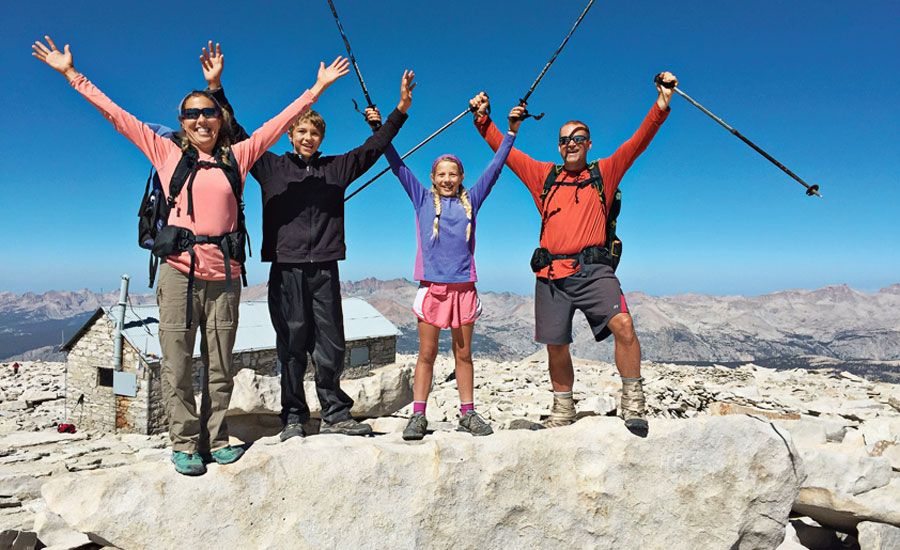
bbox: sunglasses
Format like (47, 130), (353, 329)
(180, 107), (221, 120)
(558, 135), (590, 146)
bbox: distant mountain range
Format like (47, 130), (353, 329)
(2, 282), (899, 377)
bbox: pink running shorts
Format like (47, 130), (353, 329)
(412, 281), (482, 329)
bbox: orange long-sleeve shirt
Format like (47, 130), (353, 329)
(474, 103), (668, 279)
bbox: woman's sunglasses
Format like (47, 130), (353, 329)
(181, 107), (221, 120)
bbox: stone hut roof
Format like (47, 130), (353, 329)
(62, 298), (399, 362)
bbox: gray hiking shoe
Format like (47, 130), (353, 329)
(621, 377), (649, 437)
(458, 410), (494, 436)
(541, 394), (576, 428)
(280, 413), (306, 442)
(320, 418), (374, 436)
(402, 413), (428, 441)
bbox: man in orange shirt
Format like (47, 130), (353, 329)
(470, 72), (677, 435)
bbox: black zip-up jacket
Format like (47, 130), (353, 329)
(211, 88), (407, 263)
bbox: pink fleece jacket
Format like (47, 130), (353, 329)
(70, 73), (317, 281)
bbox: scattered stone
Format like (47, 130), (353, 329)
(856, 521), (900, 550)
(709, 402), (801, 420)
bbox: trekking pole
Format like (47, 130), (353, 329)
(515, 0), (596, 121)
(345, 106), (474, 202)
(655, 75), (821, 198)
(325, 0), (380, 129)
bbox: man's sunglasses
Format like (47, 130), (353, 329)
(180, 107), (221, 120)
(558, 135), (590, 146)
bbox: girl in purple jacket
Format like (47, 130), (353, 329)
(384, 71), (525, 440)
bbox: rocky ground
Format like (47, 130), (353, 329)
(1, 357), (899, 548)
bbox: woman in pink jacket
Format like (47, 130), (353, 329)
(33, 35), (349, 476)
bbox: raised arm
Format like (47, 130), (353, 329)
(470, 92), (553, 201)
(382, 71), (425, 205)
(467, 105), (525, 208)
(200, 41), (250, 143)
(601, 71), (675, 190)
(32, 35), (175, 169)
(331, 70), (413, 188)
(231, 57), (350, 173)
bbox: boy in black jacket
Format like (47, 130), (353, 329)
(202, 43), (410, 439)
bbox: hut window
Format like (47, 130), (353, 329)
(350, 346), (369, 367)
(97, 367), (114, 387)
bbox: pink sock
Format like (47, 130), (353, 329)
(460, 402), (474, 415)
(413, 401), (427, 415)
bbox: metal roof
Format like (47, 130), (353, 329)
(84, 298), (398, 362)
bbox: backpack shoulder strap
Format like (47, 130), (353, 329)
(539, 164), (564, 204)
(587, 160), (606, 209)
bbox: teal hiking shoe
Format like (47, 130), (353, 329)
(402, 413), (428, 441)
(210, 445), (245, 465)
(171, 451), (206, 476)
(458, 411), (494, 436)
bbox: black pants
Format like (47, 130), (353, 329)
(268, 261), (353, 424)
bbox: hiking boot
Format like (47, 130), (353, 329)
(541, 394), (576, 428)
(458, 410), (494, 436)
(171, 451), (206, 476)
(210, 445), (245, 465)
(280, 414), (306, 442)
(402, 413), (428, 441)
(319, 418), (374, 436)
(621, 377), (649, 437)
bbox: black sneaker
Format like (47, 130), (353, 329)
(458, 411), (494, 436)
(319, 418), (374, 436)
(280, 413), (306, 442)
(402, 413), (428, 441)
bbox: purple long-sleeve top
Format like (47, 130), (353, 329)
(384, 131), (516, 283)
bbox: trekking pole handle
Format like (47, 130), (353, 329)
(511, 99), (545, 122)
(352, 98), (382, 131)
(654, 73), (677, 89)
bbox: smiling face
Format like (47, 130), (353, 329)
(289, 121), (324, 158)
(431, 159), (464, 197)
(179, 95), (222, 155)
(558, 121), (592, 170)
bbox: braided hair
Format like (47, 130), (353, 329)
(430, 155), (472, 241)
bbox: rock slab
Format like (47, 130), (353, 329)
(42, 416), (802, 549)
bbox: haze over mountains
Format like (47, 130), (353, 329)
(2, 281), (898, 380)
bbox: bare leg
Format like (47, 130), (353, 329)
(607, 313), (641, 378)
(413, 321), (441, 403)
(546, 343), (575, 392)
(450, 323), (475, 403)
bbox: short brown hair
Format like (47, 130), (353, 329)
(289, 110), (326, 137)
(559, 120), (591, 139)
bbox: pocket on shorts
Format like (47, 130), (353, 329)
(212, 287), (240, 329)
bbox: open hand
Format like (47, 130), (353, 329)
(469, 92), (490, 117)
(397, 70), (416, 114)
(32, 35), (76, 79)
(508, 105), (527, 133)
(315, 56), (351, 91)
(200, 40), (224, 90)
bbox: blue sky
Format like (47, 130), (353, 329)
(2, 0), (898, 296)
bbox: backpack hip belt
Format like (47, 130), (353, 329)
(530, 242), (622, 274)
(152, 224), (247, 328)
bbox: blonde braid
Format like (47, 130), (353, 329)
(431, 187), (442, 240)
(458, 187), (473, 242)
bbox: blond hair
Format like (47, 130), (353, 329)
(288, 110), (326, 137)
(431, 186), (472, 242)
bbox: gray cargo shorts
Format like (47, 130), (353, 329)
(534, 263), (629, 345)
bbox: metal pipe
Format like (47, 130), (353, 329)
(113, 274), (130, 372)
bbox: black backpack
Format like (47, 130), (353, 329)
(137, 140), (249, 288)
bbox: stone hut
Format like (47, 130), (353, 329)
(61, 298), (399, 434)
